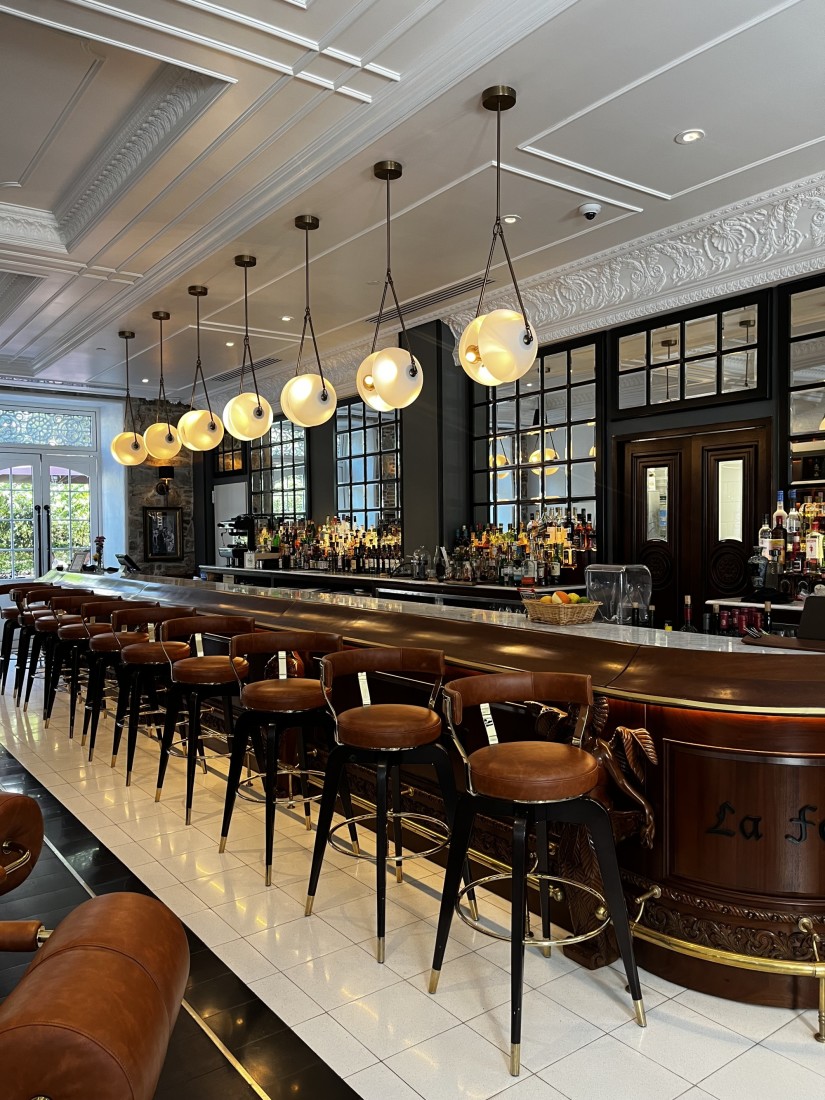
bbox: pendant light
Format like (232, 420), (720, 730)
(223, 256), (274, 441)
(280, 215), (337, 428)
(489, 436), (510, 479)
(143, 311), (182, 460)
(459, 86), (536, 385)
(178, 285), (225, 451)
(357, 161), (422, 411)
(110, 330), (148, 466)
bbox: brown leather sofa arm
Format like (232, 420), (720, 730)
(0, 792), (43, 895)
(0, 921), (44, 952)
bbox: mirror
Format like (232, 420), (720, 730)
(718, 459), (744, 542)
(645, 466), (668, 541)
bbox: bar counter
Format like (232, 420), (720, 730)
(50, 571), (825, 1012)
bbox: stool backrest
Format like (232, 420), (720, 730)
(231, 630), (342, 682)
(51, 594), (102, 617)
(160, 615), (256, 659)
(442, 671), (593, 768)
(320, 646), (445, 715)
(111, 606), (194, 635)
(14, 586), (74, 610)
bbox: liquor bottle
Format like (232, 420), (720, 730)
(763, 600), (772, 634)
(719, 609), (730, 636)
(758, 514), (771, 559)
(770, 514), (787, 568)
(787, 491), (801, 537)
(709, 602), (720, 635)
(647, 604), (655, 629)
(679, 594), (698, 632)
(772, 491), (787, 529)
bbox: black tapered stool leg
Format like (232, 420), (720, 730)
(67, 644), (82, 740)
(429, 742), (477, 919)
(22, 633), (43, 711)
(295, 724), (313, 831)
(509, 813), (529, 1076)
(337, 765), (360, 853)
(108, 666), (132, 765)
(185, 691), (201, 825)
(264, 722), (282, 886)
(391, 767), (404, 884)
(14, 627), (32, 706)
(305, 745), (348, 916)
(156, 686), (182, 799)
(0, 619), (17, 693)
(535, 815), (552, 957)
(430, 796), (477, 989)
(584, 799), (646, 1027)
(374, 762), (389, 963)
(125, 667), (146, 787)
(219, 710), (255, 852)
(81, 655), (104, 746)
(44, 640), (67, 727)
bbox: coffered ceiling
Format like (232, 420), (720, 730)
(0, 0), (823, 406)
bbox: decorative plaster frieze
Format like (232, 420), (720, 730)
(56, 66), (225, 248)
(0, 204), (64, 252)
(442, 172), (825, 349)
(0, 272), (44, 327)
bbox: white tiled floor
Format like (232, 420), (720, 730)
(2, 674), (822, 1100)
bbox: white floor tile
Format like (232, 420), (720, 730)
(247, 971), (325, 1027)
(612, 998), (752, 1084)
(409, 950), (512, 1021)
(539, 1032), (689, 1099)
(106, 840), (157, 869)
(247, 915), (352, 969)
(332, 980), (460, 1058)
(133, 861), (179, 891)
(282, 868), (372, 913)
(163, 846), (243, 882)
(345, 1061), (424, 1100)
(212, 886), (306, 937)
(185, 865), (268, 906)
(610, 958), (686, 998)
(152, 882), (209, 917)
(386, 1024), (519, 1100)
(698, 1043), (825, 1099)
(361, 917), (471, 980)
(211, 937), (277, 983)
(538, 962), (666, 1032)
(467, 987), (603, 1074)
(476, 938), (580, 989)
(321, 892), (420, 946)
(761, 1009), (825, 1078)
(181, 908), (240, 948)
(139, 827), (215, 859)
(490, 1077), (570, 1100)
(674, 987), (801, 1042)
(293, 1014), (377, 1076)
(81, 822), (133, 848)
(284, 944), (402, 1011)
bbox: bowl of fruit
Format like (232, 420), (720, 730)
(521, 590), (601, 625)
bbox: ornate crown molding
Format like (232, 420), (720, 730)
(441, 171), (825, 349)
(56, 66), (225, 248)
(0, 272), (44, 327)
(0, 204), (64, 252)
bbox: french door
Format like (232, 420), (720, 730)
(0, 452), (99, 578)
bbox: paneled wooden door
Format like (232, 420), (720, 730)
(617, 423), (770, 624)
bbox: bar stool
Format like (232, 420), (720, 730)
(304, 647), (472, 964)
(155, 615), (255, 824)
(24, 593), (96, 716)
(219, 630), (361, 886)
(9, 586), (73, 705)
(100, 606), (194, 780)
(430, 672), (646, 1077)
(0, 582), (53, 694)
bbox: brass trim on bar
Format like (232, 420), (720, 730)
(630, 922), (825, 978)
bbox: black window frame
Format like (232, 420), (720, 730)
(249, 416), (308, 522)
(334, 399), (401, 529)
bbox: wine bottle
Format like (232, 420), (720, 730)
(647, 604), (655, 629)
(758, 514), (771, 559)
(763, 600), (772, 634)
(679, 594), (698, 632)
(710, 602), (720, 635)
(770, 514), (787, 568)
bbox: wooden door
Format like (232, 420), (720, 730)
(618, 423), (770, 624)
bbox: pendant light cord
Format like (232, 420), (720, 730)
(188, 293), (216, 426)
(369, 176), (417, 375)
(296, 227), (328, 398)
(239, 266), (264, 414)
(474, 105), (533, 347)
(123, 335), (139, 443)
(155, 314), (174, 440)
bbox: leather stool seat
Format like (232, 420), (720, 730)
(241, 677), (324, 713)
(1, 607), (19, 621)
(469, 742), (601, 802)
(171, 655), (249, 685)
(57, 621), (111, 641)
(337, 703), (441, 749)
(89, 631), (150, 654)
(121, 641), (190, 665)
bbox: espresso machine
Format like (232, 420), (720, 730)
(217, 515), (256, 565)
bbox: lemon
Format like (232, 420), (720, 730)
(568, 592), (580, 603)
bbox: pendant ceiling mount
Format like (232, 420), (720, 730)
(110, 329), (148, 466)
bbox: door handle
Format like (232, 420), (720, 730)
(33, 505), (42, 577)
(43, 505), (51, 574)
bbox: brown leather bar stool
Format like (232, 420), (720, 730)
(25, 592), (96, 716)
(100, 606), (195, 781)
(304, 647), (472, 964)
(9, 586), (72, 705)
(430, 672), (646, 1077)
(155, 615), (255, 824)
(0, 582), (53, 694)
(219, 630), (361, 886)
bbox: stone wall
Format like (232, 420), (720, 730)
(126, 399), (196, 577)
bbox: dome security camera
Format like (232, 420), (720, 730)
(578, 202), (602, 221)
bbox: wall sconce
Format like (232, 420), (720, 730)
(155, 466), (174, 496)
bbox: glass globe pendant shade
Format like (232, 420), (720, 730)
(528, 446), (559, 476)
(370, 346), (423, 409)
(178, 409), (225, 451)
(489, 452), (508, 479)
(356, 354), (394, 412)
(223, 392), (273, 441)
(458, 315), (506, 386)
(143, 421), (182, 460)
(111, 431), (148, 466)
(281, 373), (337, 428)
(477, 308), (537, 382)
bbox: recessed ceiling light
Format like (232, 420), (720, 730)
(525, 382), (533, 387)
(225, 341), (234, 347)
(674, 128), (705, 145)
(141, 377), (149, 384)
(281, 315), (293, 322)
(503, 214), (521, 224)
(95, 346), (106, 351)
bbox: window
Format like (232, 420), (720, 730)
(615, 299), (761, 414)
(213, 431), (246, 476)
(250, 418), (307, 520)
(788, 284), (825, 436)
(0, 408), (94, 448)
(335, 402), (400, 528)
(472, 340), (597, 528)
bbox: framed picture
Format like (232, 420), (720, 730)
(143, 507), (183, 562)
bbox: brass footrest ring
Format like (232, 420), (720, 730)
(236, 765), (325, 805)
(328, 811), (449, 862)
(456, 871), (611, 948)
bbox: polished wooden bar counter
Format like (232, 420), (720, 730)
(50, 571), (825, 1013)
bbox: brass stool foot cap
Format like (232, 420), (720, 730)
(80, 734), (87, 747)
(218, 836), (227, 854)
(185, 809), (192, 826)
(468, 896), (479, 923)
(542, 945), (552, 958)
(125, 772), (131, 787)
(265, 866), (272, 888)
(427, 969), (440, 994)
(154, 788), (162, 802)
(509, 1044), (521, 1076)
(304, 815), (312, 831)
(395, 866), (403, 884)
(376, 937), (385, 964)
(304, 896), (314, 917)
(110, 756), (117, 768)
(88, 750), (94, 762)
(44, 719), (50, 729)
(633, 998), (647, 1028)
(22, 702), (27, 712)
